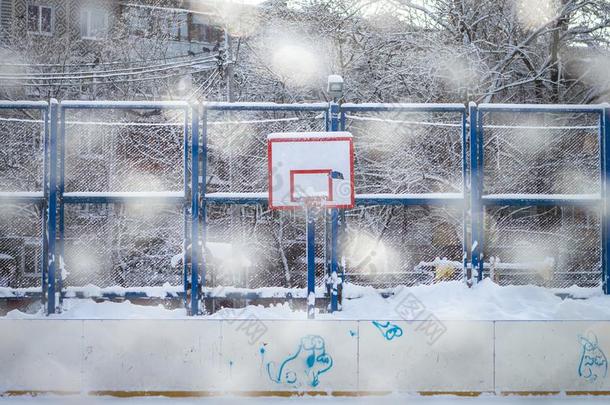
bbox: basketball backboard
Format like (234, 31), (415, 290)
(267, 132), (354, 210)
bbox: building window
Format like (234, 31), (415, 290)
(127, 7), (150, 36)
(168, 12), (188, 41)
(191, 15), (223, 43)
(27, 4), (53, 35)
(80, 8), (108, 39)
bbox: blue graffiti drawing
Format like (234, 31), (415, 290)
(372, 321), (403, 341)
(267, 335), (333, 388)
(578, 332), (608, 382)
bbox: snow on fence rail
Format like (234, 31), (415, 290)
(1, 100), (609, 316)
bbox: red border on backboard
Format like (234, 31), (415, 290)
(268, 136), (355, 210)
(289, 169), (333, 202)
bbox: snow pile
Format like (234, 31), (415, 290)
(4, 279), (610, 320)
(4, 300), (186, 320)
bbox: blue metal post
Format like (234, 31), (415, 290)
(329, 102), (340, 312)
(462, 109), (468, 279)
(469, 103), (483, 285)
(57, 106), (66, 307)
(190, 105), (200, 315)
(200, 107), (208, 302)
(183, 107), (190, 312)
(41, 106), (49, 306)
(329, 209), (339, 311)
(306, 207), (316, 319)
(46, 100), (58, 314)
(600, 104), (610, 294)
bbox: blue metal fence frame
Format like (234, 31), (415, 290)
(339, 102), (469, 286)
(471, 103), (608, 287)
(0, 100), (49, 302)
(0, 100), (48, 302)
(197, 102), (329, 316)
(3, 100), (610, 316)
(48, 100), (191, 314)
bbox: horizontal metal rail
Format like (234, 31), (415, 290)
(62, 191), (186, 204)
(204, 192), (465, 206)
(341, 103), (466, 112)
(481, 194), (602, 207)
(203, 102), (328, 111)
(60, 100), (190, 109)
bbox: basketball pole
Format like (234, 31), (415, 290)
(306, 206), (316, 319)
(329, 101), (341, 313)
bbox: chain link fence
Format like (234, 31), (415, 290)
(205, 109), (326, 289)
(342, 108), (465, 287)
(480, 110), (602, 287)
(0, 105), (45, 290)
(1, 101), (607, 297)
(61, 106), (187, 289)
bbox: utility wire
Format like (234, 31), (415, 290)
(0, 56), (219, 81)
(0, 50), (216, 68)
(0, 54), (219, 78)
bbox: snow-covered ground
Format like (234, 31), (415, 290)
(0, 394), (609, 404)
(4, 279), (610, 320)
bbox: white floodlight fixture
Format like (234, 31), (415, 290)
(327, 74), (344, 99)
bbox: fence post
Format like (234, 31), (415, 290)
(41, 106), (49, 308)
(600, 104), (610, 294)
(306, 207), (316, 319)
(199, 105), (208, 310)
(469, 102), (483, 285)
(328, 102), (341, 312)
(182, 107), (189, 311)
(190, 104), (200, 315)
(57, 104), (66, 309)
(46, 99), (58, 314)
(461, 107), (468, 281)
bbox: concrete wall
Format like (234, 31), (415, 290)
(1, 319), (609, 394)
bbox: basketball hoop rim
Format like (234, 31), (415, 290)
(289, 169), (333, 203)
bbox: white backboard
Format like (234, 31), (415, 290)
(268, 132), (354, 210)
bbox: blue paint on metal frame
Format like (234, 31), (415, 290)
(183, 108), (190, 312)
(46, 100), (59, 314)
(600, 105), (610, 294)
(306, 208), (316, 319)
(482, 195), (601, 207)
(59, 100), (189, 110)
(5, 99), (610, 309)
(54, 100), (191, 312)
(340, 103), (465, 113)
(0, 101), (48, 109)
(61, 194), (185, 204)
(200, 107), (208, 304)
(475, 103), (606, 290)
(57, 106), (67, 307)
(203, 102), (327, 112)
(42, 106), (50, 307)
(204, 193), (466, 206)
(469, 103), (482, 284)
(329, 102), (340, 312)
(0, 101), (49, 302)
(190, 105), (200, 315)
(478, 103), (604, 114)
(461, 108), (468, 275)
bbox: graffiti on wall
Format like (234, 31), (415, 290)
(578, 332), (608, 383)
(372, 321), (403, 341)
(266, 335), (333, 388)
